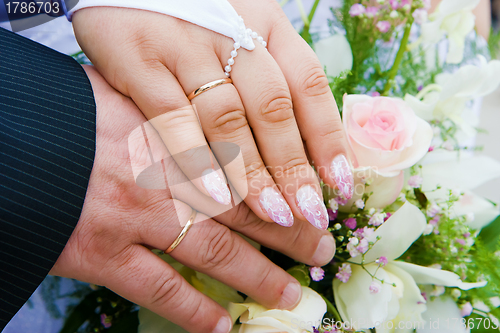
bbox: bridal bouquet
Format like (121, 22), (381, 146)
(58, 0), (500, 332)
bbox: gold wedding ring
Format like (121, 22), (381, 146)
(187, 78), (233, 101)
(164, 209), (198, 254)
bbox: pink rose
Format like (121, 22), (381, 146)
(331, 95), (432, 211)
(343, 95), (432, 176)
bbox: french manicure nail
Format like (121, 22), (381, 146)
(279, 282), (302, 310)
(296, 185), (329, 230)
(202, 169), (231, 205)
(330, 155), (354, 200)
(312, 235), (336, 266)
(259, 187), (294, 227)
(213, 316), (232, 333)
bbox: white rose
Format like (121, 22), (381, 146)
(421, 0), (480, 64)
(229, 287), (327, 333)
(333, 202), (487, 330)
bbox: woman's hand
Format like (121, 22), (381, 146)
(71, 0), (354, 230)
(49, 66), (336, 333)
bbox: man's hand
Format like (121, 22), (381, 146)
(49, 66), (336, 333)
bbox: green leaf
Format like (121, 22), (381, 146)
(287, 265), (311, 287)
(468, 313), (500, 333)
(478, 215), (500, 251)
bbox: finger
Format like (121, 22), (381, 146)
(169, 45), (294, 227)
(267, 16), (355, 200)
(101, 244), (232, 333)
(217, 42), (329, 230)
(125, 62), (232, 206)
(220, 203), (336, 267)
(142, 200), (302, 310)
(154, 156), (335, 267)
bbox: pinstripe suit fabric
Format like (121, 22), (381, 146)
(0, 27), (96, 329)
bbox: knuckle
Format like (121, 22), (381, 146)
(258, 91), (294, 124)
(275, 156), (310, 179)
(228, 202), (261, 229)
(210, 108), (248, 135)
(199, 225), (238, 269)
(318, 126), (344, 141)
(298, 63), (330, 98)
(288, 221), (306, 254)
(256, 264), (275, 294)
(150, 269), (183, 307)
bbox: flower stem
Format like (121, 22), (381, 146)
(321, 295), (342, 323)
(382, 17), (414, 95)
(300, 0), (321, 44)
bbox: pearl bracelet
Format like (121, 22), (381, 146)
(224, 16), (267, 77)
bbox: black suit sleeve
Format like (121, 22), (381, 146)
(0, 27), (96, 330)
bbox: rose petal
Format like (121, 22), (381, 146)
(391, 261), (487, 290)
(288, 287), (326, 325)
(350, 202), (427, 263)
(314, 34), (353, 78)
(337, 167), (404, 212)
(239, 317), (300, 333)
(417, 297), (469, 333)
(452, 190), (499, 230)
(384, 264), (427, 325)
(334, 264), (394, 329)
(421, 155), (500, 192)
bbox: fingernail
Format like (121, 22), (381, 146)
(279, 282), (302, 309)
(296, 185), (329, 230)
(259, 187), (294, 227)
(213, 316), (232, 333)
(202, 169), (231, 205)
(312, 235), (336, 266)
(330, 155), (354, 200)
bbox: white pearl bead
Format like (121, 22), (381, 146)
(225, 65), (232, 73)
(261, 41), (267, 47)
(228, 58), (234, 65)
(233, 42), (240, 49)
(231, 50), (238, 57)
(257, 36), (263, 43)
(246, 28), (252, 35)
(251, 32), (258, 38)
(237, 16), (244, 22)
(243, 38), (250, 45)
(225, 72), (230, 77)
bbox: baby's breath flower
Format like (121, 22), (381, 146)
(430, 285), (445, 296)
(336, 263), (352, 283)
(355, 199), (365, 209)
(369, 212), (386, 226)
(309, 267), (325, 282)
(451, 289), (461, 299)
(349, 4), (366, 17)
(344, 217), (357, 230)
(460, 302), (473, 317)
(329, 198), (339, 212)
(376, 256), (388, 266)
(408, 175), (423, 188)
(369, 281), (381, 294)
